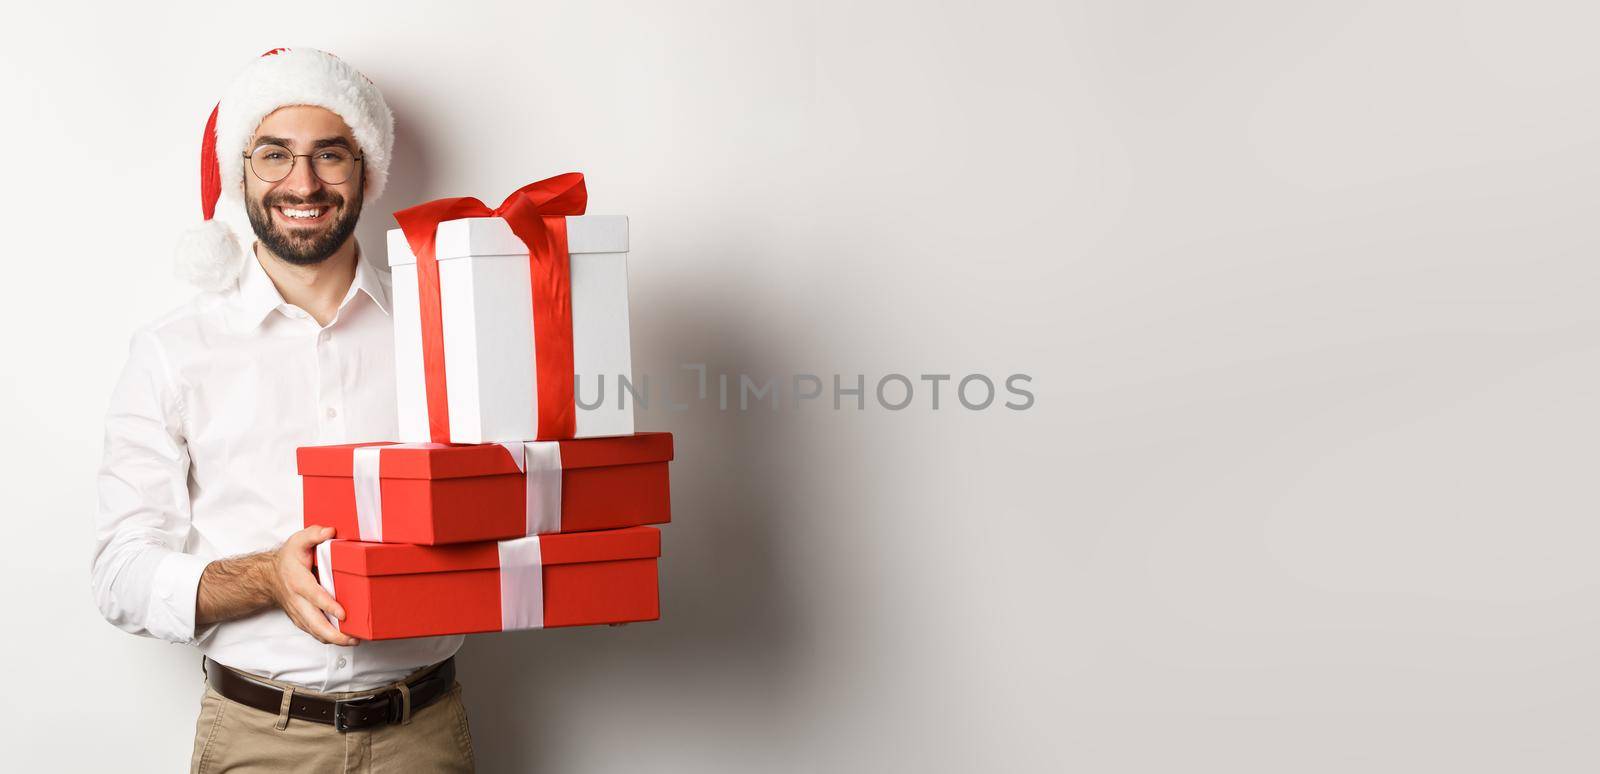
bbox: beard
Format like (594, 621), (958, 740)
(245, 187), (363, 266)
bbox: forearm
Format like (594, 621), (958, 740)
(195, 551), (278, 627)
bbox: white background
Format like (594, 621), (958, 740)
(4, 1), (1600, 771)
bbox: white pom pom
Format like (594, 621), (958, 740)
(174, 219), (245, 292)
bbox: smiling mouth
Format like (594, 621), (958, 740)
(274, 205), (332, 227)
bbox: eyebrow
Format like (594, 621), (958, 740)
(251, 136), (356, 152)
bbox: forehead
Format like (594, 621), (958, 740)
(251, 105), (358, 147)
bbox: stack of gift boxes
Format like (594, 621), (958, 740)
(296, 175), (673, 640)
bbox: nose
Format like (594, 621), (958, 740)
(277, 155), (323, 198)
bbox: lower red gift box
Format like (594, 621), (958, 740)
(298, 432), (672, 544)
(314, 526), (661, 640)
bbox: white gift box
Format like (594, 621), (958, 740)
(388, 215), (633, 443)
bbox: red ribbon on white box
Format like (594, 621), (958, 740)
(313, 536), (546, 633)
(393, 174), (587, 443)
(349, 442), (565, 541)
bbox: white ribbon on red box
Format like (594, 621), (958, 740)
(314, 535), (547, 633)
(497, 441), (564, 536)
(496, 536), (545, 630)
(349, 442), (564, 542)
(315, 540), (339, 631)
(353, 446), (386, 542)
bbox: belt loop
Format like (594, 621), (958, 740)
(396, 682), (413, 725)
(275, 686), (295, 731)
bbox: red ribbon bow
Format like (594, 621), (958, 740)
(394, 173), (588, 442)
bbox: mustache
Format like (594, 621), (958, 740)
(263, 191), (345, 209)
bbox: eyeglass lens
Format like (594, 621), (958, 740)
(248, 144), (358, 185)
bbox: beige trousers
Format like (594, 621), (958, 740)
(189, 668), (475, 773)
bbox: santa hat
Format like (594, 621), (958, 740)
(175, 48), (394, 291)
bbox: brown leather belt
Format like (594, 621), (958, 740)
(204, 657), (456, 732)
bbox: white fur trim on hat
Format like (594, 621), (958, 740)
(175, 48), (394, 291)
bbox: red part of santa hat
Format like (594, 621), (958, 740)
(176, 48), (393, 291)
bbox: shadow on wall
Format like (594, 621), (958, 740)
(366, 104), (809, 768)
(456, 263), (807, 770)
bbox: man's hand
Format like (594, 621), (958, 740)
(268, 526), (358, 647)
(195, 526), (358, 646)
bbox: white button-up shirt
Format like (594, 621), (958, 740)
(91, 248), (462, 692)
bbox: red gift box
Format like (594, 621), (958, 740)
(314, 526), (661, 640)
(297, 432), (672, 544)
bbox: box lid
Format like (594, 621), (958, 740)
(327, 526), (661, 576)
(297, 432), (673, 479)
(387, 214), (629, 267)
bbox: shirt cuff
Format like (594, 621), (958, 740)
(146, 552), (211, 645)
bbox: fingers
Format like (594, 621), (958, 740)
(285, 525), (337, 552)
(281, 555), (346, 622)
(287, 593), (359, 647)
(271, 527), (357, 645)
(281, 527), (337, 578)
(303, 577), (346, 622)
(283, 526), (314, 549)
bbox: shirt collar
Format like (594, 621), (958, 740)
(348, 245), (391, 316)
(230, 242), (390, 330)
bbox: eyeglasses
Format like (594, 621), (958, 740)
(243, 143), (364, 185)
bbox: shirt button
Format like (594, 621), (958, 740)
(336, 657), (348, 668)
(318, 331), (329, 343)
(326, 407), (338, 419)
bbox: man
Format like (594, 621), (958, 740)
(91, 48), (474, 772)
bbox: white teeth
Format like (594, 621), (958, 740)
(280, 207), (324, 219)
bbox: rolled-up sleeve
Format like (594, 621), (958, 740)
(90, 329), (210, 645)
